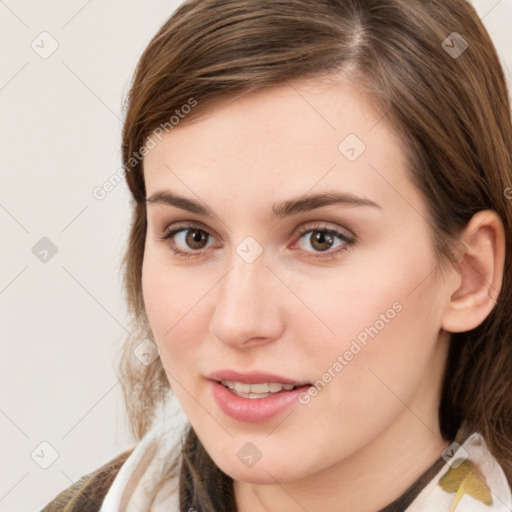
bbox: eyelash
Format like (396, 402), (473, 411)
(158, 222), (356, 260)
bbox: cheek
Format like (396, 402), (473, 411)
(142, 261), (174, 339)
(141, 252), (212, 371)
(307, 241), (444, 417)
(292, 238), (437, 352)
(142, 241), (192, 335)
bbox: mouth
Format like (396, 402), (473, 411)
(207, 369), (311, 397)
(218, 380), (300, 399)
(207, 369), (312, 422)
(210, 380), (312, 423)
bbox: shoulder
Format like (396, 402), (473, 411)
(40, 447), (135, 512)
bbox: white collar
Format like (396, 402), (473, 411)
(100, 393), (187, 512)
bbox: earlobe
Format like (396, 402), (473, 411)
(441, 210), (505, 333)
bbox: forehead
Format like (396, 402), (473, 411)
(142, 78), (420, 219)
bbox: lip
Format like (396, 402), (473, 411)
(207, 369), (310, 386)
(209, 380), (311, 423)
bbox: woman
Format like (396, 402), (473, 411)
(42, 0), (512, 510)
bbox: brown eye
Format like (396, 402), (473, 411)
(309, 231), (334, 252)
(159, 224), (216, 259)
(294, 224), (355, 259)
(185, 229), (210, 249)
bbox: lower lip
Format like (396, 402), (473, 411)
(210, 380), (311, 423)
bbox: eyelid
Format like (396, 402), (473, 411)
(160, 220), (220, 240)
(159, 219), (353, 239)
(294, 221), (355, 240)
(159, 221), (221, 247)
(158, 220), (356, 259)
(290, 222), (356, 258)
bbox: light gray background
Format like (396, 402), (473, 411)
(1, 1), (511, 510)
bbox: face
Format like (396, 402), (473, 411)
(141, 78), (451, 485)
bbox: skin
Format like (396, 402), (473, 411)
(141, 77), (505, 512)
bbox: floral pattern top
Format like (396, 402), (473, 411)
(99, 395), (512, 512)
(380, 427), (512, 512)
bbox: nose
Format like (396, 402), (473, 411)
(209, 251), (284, 349)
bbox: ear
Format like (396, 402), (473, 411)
(441, 210), (506, 333)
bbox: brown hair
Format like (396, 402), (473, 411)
(113, 0), (512, 510)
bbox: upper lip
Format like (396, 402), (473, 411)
(207, 369), (311, 386)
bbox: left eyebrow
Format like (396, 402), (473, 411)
(145, 190), (381, 218)
(271, 191), (381, 218)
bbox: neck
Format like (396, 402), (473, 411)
(234, 416), (449, 512)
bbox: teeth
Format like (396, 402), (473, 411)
(220, 380), (296, 397)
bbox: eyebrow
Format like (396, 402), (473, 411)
(145, 190), (381, 218)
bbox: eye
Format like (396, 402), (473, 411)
(293, 223), (356, 258)
(159, 223), (216, 259)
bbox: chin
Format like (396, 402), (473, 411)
(227, 466), (292, 485)
(211, 452), (310, 485)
